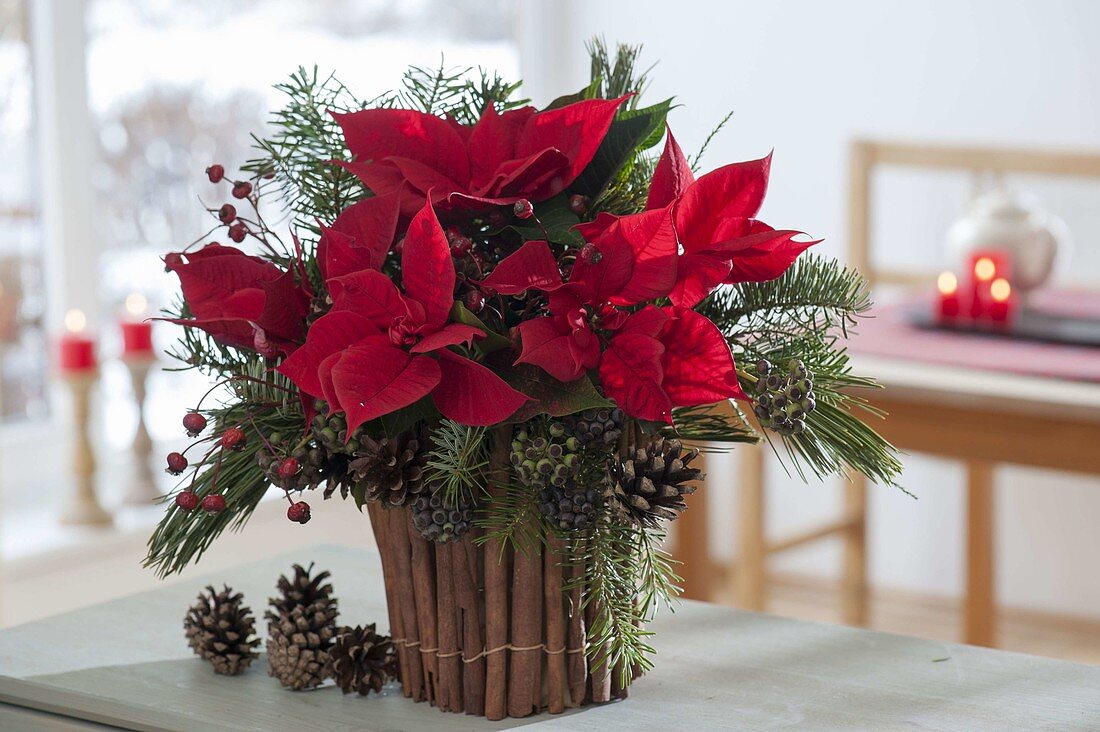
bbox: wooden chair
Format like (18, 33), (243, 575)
(674, 140), (1100, 633)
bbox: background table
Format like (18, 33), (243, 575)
(1, 544), (1098, 730)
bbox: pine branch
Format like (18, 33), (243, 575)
(586, 37), (654, 109)
(423, 420), (490, 507)
(669, 403), (760, 450)
(474, 478), (542, 556)
(690, 109), (735, 172)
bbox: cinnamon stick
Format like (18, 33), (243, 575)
(508, 540), (543, 717)
(366, 502), (408, 692)
(586, 597), (611, 703)
(565, 547), (587, 708)
(435, 542), (463, 712)
(544, 535), (567, 714)
(408, 513), (439, 705)
(454, 534), (485, 716)
(387, 506), (425, 700)
(484, 426), (512, 721)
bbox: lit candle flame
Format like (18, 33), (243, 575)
(64, 308), (87, 334)
(990, 278), (1011, 302)
(974, 257), (996, 281)
(125, 292), (148, 318)
(937, 271), (958, 295)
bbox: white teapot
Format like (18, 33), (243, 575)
(947, 187), (1069, 294)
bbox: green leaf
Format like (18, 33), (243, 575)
(450, 301), (512, 353)
(494, 362), (612, 422)
(506, 195), (583, 246)
(570, 98), (673, 199)
(543, 77), (602, 110)
(376, 396), (437, 439)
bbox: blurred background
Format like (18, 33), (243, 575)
(2, 0), (1098, 664)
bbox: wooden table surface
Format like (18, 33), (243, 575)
(1, 545), (1098, 731)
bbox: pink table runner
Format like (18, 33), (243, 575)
(847, 290), (1100, 383)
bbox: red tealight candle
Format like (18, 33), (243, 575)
(58, 308), (97, 373)
(120, 293), (155, 357)
(966, 251), (1011, 319)
(988, 277), (1015, 325)
(935, 271), (961, 322)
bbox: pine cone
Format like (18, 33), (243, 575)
(267, 563), (335, 622)
(183, 585), (260, 676)
(327, 624), (397, 696)
(265, 564), (339, 691)
(608, 438), (704, 527)
(348, 433), (428, 507)
(266, 603), (338, 691)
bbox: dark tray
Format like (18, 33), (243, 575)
(908, 305), (1100, 348)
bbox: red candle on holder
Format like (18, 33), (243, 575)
(58, 308), (97, 373)
(988, 277), (1015, 325)
(935, 271), (961, 321)
(967, 251), (1011, 318)
(120, 293), (155, 357)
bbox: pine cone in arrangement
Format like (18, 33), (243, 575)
(410, 481), (477, 543)
(348, 432), (428, 507)
(327, 624), (397, 696)
(183, 585), (260, 676)
(608, 438), (704, 528)
(265, 564), (339, 691)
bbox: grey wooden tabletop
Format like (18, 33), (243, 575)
(1, 544), (1097, 731)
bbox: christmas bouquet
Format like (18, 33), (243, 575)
(146, 42), (902, 719)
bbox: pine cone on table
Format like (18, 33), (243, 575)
(183, 585), (260, 676)
(265, 564), (339, 691)
(327, 624), (397, 696)
(348, 432), (428, 507)
(607, 438), (704, 528)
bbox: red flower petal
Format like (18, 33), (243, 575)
(320, 192), (401, 278)
(668, 251), (734, 309)
(479, 240), (563, 295)
(466, 104), (534, 189)
(658, 307), (748, 405)
(410, 322), (484, 353)
(599, 332), (672, 423)
(330, 342), (442, 434)
(675, 154), (772, 249)
(402, 200), (456, 329)
(431, 350), (530, 426)
(328, 269), (409, 330)
(276, 311), (381, 398)
(515, 95), (631, 197)
(647, 127), (695, 210)
(514, 317), (590, 382)
(332, 108), (470, 189)
(721, 230), (818, 284)
(619, 305), (671, 338)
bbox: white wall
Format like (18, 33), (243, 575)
(520, 0), (1100, 617)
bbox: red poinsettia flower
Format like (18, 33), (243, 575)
(480, 204), (677, 382)
(650, 129), (818, 308)
(599, 305), (747, 424)
(278, 200), (529, 430)
(164, 243), (309, 357)
(332, 96), (629, 216)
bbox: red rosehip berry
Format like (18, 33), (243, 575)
(183, 411), (207, 436)
(580, 243), (603, 265)
(218, 203), (237, 224)
(449, 235), (473, 258)
(228, 222), (247, 243)
(220, 426), (246, 451)
(463, 289), (486, 313)
(287, 501), (311, 524)
(231, 181), (253, 199)
(205, 164), (225, 183)
(166, 452), (188, 475)
(513, 199), (534, 219)
(568, 194), (589, 216)
(201, 494), (227, 513)
(277, 457), (300, 479)
(175, 490), (200, 511)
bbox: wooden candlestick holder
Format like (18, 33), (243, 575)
(60, 370), (112, 527)
(123, 354), (159, 506)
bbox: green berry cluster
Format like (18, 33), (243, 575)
(256, 433), (327, 491)
(510, 421), (582, 490)
(562, 407), (624, 448)
(751, 358), (817, 436)
(411, 483), (476, 544)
